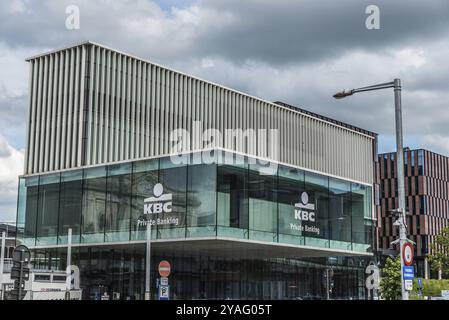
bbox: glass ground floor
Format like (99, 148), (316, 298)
(16, 150), (376, 299)
(29, 240), (373, 300)
(17, 150), (374, 254)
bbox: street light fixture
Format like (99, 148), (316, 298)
(333, 78), (411, 300)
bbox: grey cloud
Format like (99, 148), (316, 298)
(0, 139), (12, 157)
(2, 1), (449, 66)
(176, 0), (449, 66)
(0, 87), (28, 126)
(1, 0), (449, 144)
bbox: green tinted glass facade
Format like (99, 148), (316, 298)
(17, 151), (374, 253)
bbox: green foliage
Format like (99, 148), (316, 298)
(411, 279), (449, 297)
(380, 256), (402, 300)
(428, 226), (449, 278)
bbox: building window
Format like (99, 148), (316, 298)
(81, 166), (107, 243)
(248, 162), (278, 242)
(304, 172), (330, 249)
(187, 164), (217, 237)
(24, 176), (40, 246)
(418, 150), (425, 175)
(105, 163), (132, 242)
(36, 173), (61, 246)
(130, 159), (159, 240)
(217, 163), (249, 239)
(58, 170), (83, 244)
(329, 177), (350, 249)
(277, 166), (305, 245)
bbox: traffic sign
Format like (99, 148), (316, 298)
(441, 290), (449, 300)
(10, 266), (30, 280)
(158, 260), (171, 277)
(13, 280), (26, 290)
(12, 245), (31, 263)
(10, 289), (27, 300)
(159, 285), (169, 300)
(404, 280), (413, 291)
(402, 242), (414, 266)
(403, 265), (414, 280)
(160, 277), (168, 286)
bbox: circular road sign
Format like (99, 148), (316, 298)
(402, 242), (414, 266)
(158, 260), (171, 277)
(12, 245), (31, 263)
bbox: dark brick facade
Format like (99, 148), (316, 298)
(376, 149), (449, 278)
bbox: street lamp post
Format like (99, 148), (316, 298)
(333, 78), (409, 300)
(145, 222), (152, 300)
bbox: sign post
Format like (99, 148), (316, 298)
(402, 242), (414, 292)
(145, 222), (152, 300)
(0, 232), (5, 300)
(158, 261), (171, 300)
(65, 228), (72, 300)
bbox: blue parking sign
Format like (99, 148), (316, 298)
(159, 285), (170, 300)
(417, 278), (423, 288)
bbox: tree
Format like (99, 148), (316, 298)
(380, 256), (402, 300)
(428, 226), (449, 280)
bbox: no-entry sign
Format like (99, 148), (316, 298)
(402, 242), (414, 266)
(158, 260), (171, 277)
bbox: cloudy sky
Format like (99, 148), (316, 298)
(1, 0), (449, 221)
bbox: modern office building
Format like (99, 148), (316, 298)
(376, 148), (449, 278)
(16, 41), (378, 300)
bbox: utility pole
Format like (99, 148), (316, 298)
(393, 79), (409, 301)
(65, 228), (72, 300)
(145, 222), (152, 300)
(0, 232), (5, 300)
(334, 78), (410, 300)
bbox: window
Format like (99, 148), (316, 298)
(52, 275), (67, 282)
(187, 164), (217, 237)
(278, 166), (305, 244)
(34, 274), (51, 282)
(158, 159), (187, 239)
(351, 183), (372, 251)
(81, 166), (107, 243)
(329, 178), (350, 249)
(217, 164), (249, 239)
(24, 176), (39, 246)
(418, 150), (425, 175)
(248, 163), (277, 242)
(105, 163), (132, 242)
(130, 159), (159, 240)
(36, 173), (60, 245)
(58, 170), (83, 244)
(305, 172), (329, 248)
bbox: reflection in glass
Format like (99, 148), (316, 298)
(248, 163), (277, 242)
(58, 170), (83, 244)
(105, 163), (132, 242)
(187, 164), (217, 237)
(278, 167), (305, 244)
(82, 167), (107, 243)
(36, 173), (60, 245)
(305, 172), (329, 247)
(329, 177), (351, 250)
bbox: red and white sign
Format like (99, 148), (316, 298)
(402, 242), (414, 266)
(158, 260), (171, 277)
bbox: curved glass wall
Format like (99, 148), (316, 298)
(17, 151), (373, 253)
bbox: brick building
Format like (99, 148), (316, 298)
(376, 148), (449, 278)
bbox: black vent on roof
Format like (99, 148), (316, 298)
(273, 101), (377, 138)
